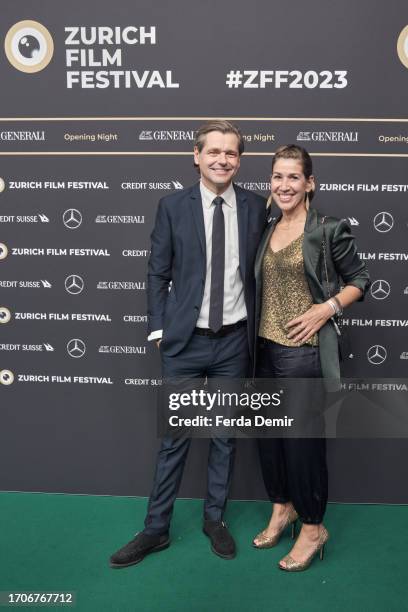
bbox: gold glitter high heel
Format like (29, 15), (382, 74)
(278, 525), (329, 571)
(252, 506), (298, 549)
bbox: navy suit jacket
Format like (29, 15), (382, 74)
(147, 182), (267, 362)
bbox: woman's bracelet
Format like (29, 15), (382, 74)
(327, 300), (337, 315)
(327, 298), (343, 316)
(332, 296), (344, 316)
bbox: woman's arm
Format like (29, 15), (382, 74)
(329, 219), (370, 297)
(286, 285), (362, 344)
(286, 219), (369, 344)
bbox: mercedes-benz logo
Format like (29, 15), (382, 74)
(67, 338), (86, 358)
(370, 280), (391, 300)
(63, 208), (82, 229)
(367, 345), (387, 365)
(0, 307), (11, 323)
(373, 212), (394, 233)
(65, 274), (84, 295)
(0, 369), (14, 385)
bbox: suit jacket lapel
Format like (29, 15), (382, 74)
(303, 207), (325, 300)
(255, 216), (279, 281)
(253, 217), (278, 353)
(189, 183), (206, 255)
(235, 187), (248, 280)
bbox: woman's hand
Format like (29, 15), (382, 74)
(285, 303), (333, 344)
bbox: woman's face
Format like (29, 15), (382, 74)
(270, 158), (314, 213)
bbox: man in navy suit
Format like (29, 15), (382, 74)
(110, 120), (266, 568)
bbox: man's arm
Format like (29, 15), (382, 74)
(147, 198), (173, 338)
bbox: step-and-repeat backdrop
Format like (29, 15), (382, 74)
(1, 0), (407, 502)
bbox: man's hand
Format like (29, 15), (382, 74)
(156, 339), (162, 348)
(286, 303), (333, 344)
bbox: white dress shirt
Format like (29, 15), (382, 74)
(196, 181), (246, 327)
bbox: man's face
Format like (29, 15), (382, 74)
(193, 131), (241, 194)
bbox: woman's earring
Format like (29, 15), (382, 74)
(305, 192), (310, 210)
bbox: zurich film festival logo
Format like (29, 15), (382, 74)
(0, 243), (8, 260)
(4, 21), (54, 73)
(0, 307), (12, 324)
(397, 25), (408, 69)
(0, 369), (14, 385)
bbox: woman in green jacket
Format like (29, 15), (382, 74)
(253, 145), (370, 571)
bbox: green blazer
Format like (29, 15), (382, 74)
(254, 207), (370, 380)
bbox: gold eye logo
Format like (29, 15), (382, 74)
(0, 307), (11, 324)
(4, 20), (54, 73)
(0, 243), (8, 260)
(397, 25), (408, 69)
(0, 370), (14, 385)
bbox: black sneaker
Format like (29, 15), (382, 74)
(109, 532), (170, 568)
(203, 520), (236, 559)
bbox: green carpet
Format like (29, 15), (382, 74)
(0, 493), (405, 612)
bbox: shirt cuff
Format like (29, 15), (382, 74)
(147, 330), (163, 341)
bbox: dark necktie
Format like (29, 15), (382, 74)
(209, 196), (225, 332)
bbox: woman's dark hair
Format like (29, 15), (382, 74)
(271, 144), (315, 201)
